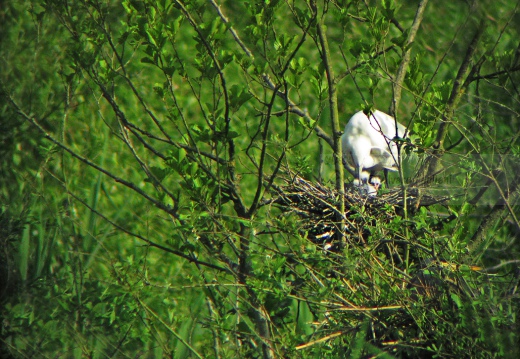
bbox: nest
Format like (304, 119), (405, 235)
(272, 173), (445, 250)
(270, 173), (487, 356)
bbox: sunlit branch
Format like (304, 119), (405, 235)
(209, 0), (253, 58)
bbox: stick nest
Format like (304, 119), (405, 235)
(270, 173), (489, 356)
(272, 173), (446, 249)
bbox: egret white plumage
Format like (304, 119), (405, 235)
(341, 110), (407, 196)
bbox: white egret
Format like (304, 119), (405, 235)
(341, 110), (407, 196)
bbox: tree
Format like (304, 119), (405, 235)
(1, 0), (519, 357)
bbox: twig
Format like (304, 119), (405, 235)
(481, 260), (520, 273)
(295, 331), (345, 350)
(209, 0), (253, 57)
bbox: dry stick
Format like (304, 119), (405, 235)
(295, 331), (345, 350)
(388, 0), (429, 270)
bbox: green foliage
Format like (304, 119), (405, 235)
(1, 0), (520, 358)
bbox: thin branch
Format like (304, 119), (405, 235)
(389, 0), (429, 117)
(7, 96), (179, 218)
(313, 2), (345, 244)
(209, 0), (253, 58)
(211, 0), (335, 150)
(248, 85), (280, 216)
(335, 45), (396, 84)
(481, 260), (520, 273)
(45, 169), (231, 274)
(418, 21), (486, 181)
(296, 331), (346, 350)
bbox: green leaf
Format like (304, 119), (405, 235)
(153, 83), (164, 97)
(229, 85), (252, 112)
(140, 56), (155, 65)
(145, 166), (169, 183)
(450, 293), (463, 308)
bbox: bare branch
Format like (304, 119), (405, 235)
(209, 0), (253, 58)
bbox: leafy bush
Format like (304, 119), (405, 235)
(1, 0), (519, 358)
